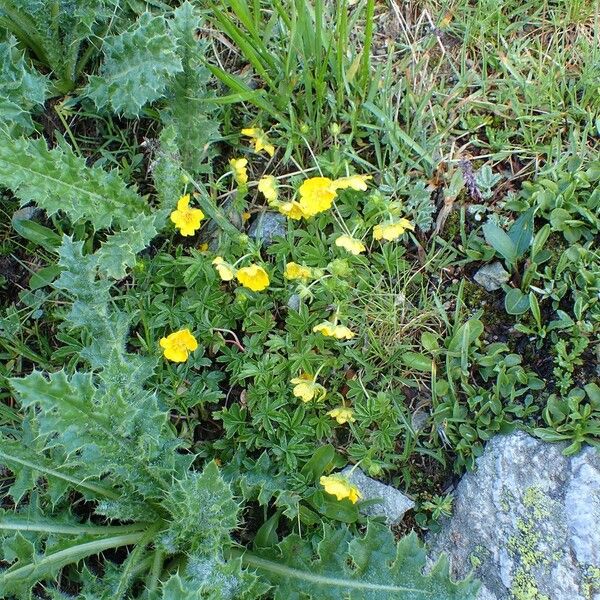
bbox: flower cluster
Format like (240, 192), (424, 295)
(212, 258), (270, 292)
(162, 128), (415, 506)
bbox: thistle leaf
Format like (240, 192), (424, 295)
(0, 133), (147, 230)
(162, 2), (220, 174)
(244, 523), (480, 599)
(96, 213), (162, 279)
(86, 12), (183, 116)
(0, 36), (47, 133)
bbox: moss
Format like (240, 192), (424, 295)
(582, 565), (600, 599)
(511, 568), (550, 600)
(506, 486), (562, 600)
(469, 545), (489, 570)
(443, 209), (461, 241)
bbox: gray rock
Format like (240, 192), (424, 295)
(473, 261), (510, 291)
(12, 205), (42, 222)
(248, 212), (286, 246)
(341, 466), (414, 525)
(287, 294), (300, 311)
(428, 431), (600, 600)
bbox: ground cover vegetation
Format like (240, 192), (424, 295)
(0, 0), (598, 597)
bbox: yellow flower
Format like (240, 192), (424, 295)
(313, 321), (355, 340)
(332, 174), (372, 191)
(236, 264), (270, 291)
(327, 407), (356, 424)
(298, 177), (337, 217)
(170, 194), (205, 237)
(258, 175), (278, 203)
(229, 158), (248, 185)
(335, 235), (365, 255)
(284, 262), (312, 280)
(373, 219), (414, 241)
(159, 328), (198, 363)
(278, 200), (305, 220)
(290, 374), (327, 402)
(320, 474), (362, 504)
(199, 243), (209, 252)
(241, 128), (275, 157)
(212, 256), (235, 281)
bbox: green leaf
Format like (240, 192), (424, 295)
(482, 219), (517, 265)
(162, 2), (220, 175)
(401, 352), (433, 372)
(96, 213), (161, 279)
(0, 36), (47, 133)
(301, 445), (335, 482)
(447, 319), (483, 352)
(507, 207), (535, 257)
(504, 288), (530, 315)
(239, 524), (479, 599)
(162, 462), (238, 555)
(11, 218), (61, 252)
(0, 133), (147, 230)
(86, 12), (183, 117)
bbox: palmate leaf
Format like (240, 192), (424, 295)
(86, 12), (183, 117)
(0, 36), (47, 133)
(0, 133), (147, 230)
(243, 523), (479, 599)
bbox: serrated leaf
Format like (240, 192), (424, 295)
(96, 213), (162, 279)
(0, 36), (47, 133)
(162, 462), (238, 555)
(162, 2), (220, 175)
(86, 12), (183, 116)
(0, 133), (147, 230)
(243, 524), (479, 599)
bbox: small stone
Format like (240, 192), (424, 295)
(287, 294), (300, 311)
(427, 432), (600, 600)
(12, 206), (42, 222)
(248, 212), (286, 246)
(341, 466), (414, 525)
(473, 262), (510, 292)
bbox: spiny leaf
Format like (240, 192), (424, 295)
(0, 133), (147, 230)
(161, 462), (238, 555)
(162, 2), (220, 175)
(96, 213), (163, 279)
(86, 12), (183, 116)
(0, 36), (47, 133)
(243, 523), (480, 599)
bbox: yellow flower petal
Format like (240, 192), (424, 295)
(335, 235), (365, 255)
(258, 176), (278, 203)
(170, 194), (205, 237)
(284, 262), (312, 280)
(159, 329), (198, 363)
(236, 264), (270, 291)
(373, 219), (414, 241)
(313, 321), (355, 339)
(278, 200), (305, 220)
(332, 174), (372, 191)
(241, 128), (275, 157)
(327, 407), (356, 424)
(212, 257), (235, 281)
(320, 475), (362, 503)
(298, 177), (337, 217)
(291, 374), (326, 402)
(229, 158), (248, 185)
